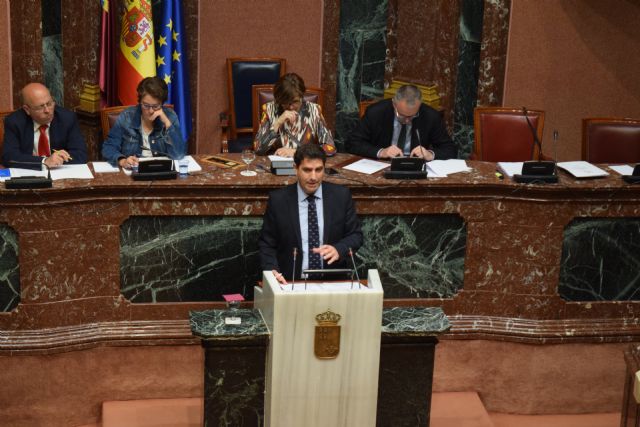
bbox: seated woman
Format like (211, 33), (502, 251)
(102, 77), (185, 168)
(254, 73), (336, 157)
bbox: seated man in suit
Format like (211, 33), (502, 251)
(259, 143), (363, 285)
(346, 84), (457, 160)
(2, 83), (87, 170)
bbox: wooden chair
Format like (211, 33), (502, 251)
(0, 110), (13, 164)
(221, 57), (286, 152)
(359, 100), (377, 118)
(100, 104), (174, 137)
(251, 84), (325, 135)
(473, 107), (545, 162)
(100, 105), (131, 138)
(582, 117), (640, 163)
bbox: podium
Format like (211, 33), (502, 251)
(254, 270), (384, 427)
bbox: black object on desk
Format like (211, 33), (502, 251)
(384, 157), (427, 180)
(514, 160), (558, 184)
(132, 158), (177, 181)
(622, 164), (640, 184)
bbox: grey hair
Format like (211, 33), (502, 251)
(393, 85), (422, 106)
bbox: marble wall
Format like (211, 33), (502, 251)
(559, 218), (640, 301)
(118, 215), (467, 303)
(0, 225), (19, 312)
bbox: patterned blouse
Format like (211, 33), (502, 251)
(254, 101), (336, 156)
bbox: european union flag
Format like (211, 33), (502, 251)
(156, 0), (192, 141)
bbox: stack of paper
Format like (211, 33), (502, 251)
(426, 159), (471, 178)
(557, 161), (608, 178)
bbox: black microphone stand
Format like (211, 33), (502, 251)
(513, 107), (558, 184)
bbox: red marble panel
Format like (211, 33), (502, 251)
(9, 0), (43, 107)
(477, 0), (511, 107)
(320, 0), (341, 129)
(18, 225), (120, 303)
(61, 0), (101, 108)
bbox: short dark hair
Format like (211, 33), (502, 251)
(294, 143), (326, 166)
(274, 73), (305, 109)
(137, 76), (168, 103)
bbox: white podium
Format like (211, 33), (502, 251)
(254, 270), (384, 427)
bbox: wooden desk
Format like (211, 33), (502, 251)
(0, 154), (639, 354)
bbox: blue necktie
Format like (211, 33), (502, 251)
(307, 195), (322, 269)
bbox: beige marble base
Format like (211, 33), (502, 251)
(255, 270), (384, 427)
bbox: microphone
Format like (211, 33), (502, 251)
(132, 145), (178, 181)
(348, 248), (361, 289)
(513, 107), (558, 184)
(291, 247), (298, 290)
(5, 160), (53, 189)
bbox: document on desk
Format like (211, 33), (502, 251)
(608, 164), (634, 175)
(343, 158), (390, 174)
(557, 161), (608, 178)
(9, 168), (48, 178)
(427, 159), (471, 178)
(173, 155), (202, 172)
(496, 162), (524, 178)
(49, 164), (95, 180)
(92, 162), (120, 173)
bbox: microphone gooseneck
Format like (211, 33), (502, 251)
(348, 248), (361, 289)
(291, 247), (298, 290)
(522, 107), (543, 161)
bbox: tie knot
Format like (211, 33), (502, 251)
(306, 195), (316, 203)
(39, 124), (48, 132)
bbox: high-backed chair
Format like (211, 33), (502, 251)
(100, 105), (131, 138)
(251, 84), (325, 135)
(222, 58), (286, 152)
(582, 117), (640, 163)
(359, 100), (376, 118)
(473, 107), (545, 162)
(0, 110), (14, 164)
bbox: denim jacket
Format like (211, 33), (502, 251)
(101, 105), (185, 166)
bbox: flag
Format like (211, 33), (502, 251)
(156, 0), (192, 141)
(117, 0), (156, 105)
(99, 0), (117, 106)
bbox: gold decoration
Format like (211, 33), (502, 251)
(314, 309), (341, 359)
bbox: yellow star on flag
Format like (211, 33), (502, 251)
(172, 50), (181, 62)
(158, 35), (167, 47)
(156, 55), (165, 67)
(163, 73), (171, 84)
(166, 19), (173, 31)
(172, 30), (180, 42)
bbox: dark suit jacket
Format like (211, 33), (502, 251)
(2, 106), (88, 169)
(258, 181), (363, 281)
(346, 98), (457, 160)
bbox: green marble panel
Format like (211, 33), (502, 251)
(0, 224), (19, 312)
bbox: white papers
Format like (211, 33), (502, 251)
(173, 155), (202, 172)
(557, 161), (608, 178)
(268, 155), (293, 162)
(92, 162), (120, 173)
(9, 168), (48, 178)
(427, 159), (471, 178)
(49, 164), (94, 180)
(609, 165), (635, 175)
(285, 281), (373, 292)
(496, 162), (524, 178)
(343, 159), (390, 174)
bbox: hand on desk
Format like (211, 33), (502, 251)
(410, 146), (434, 161)
(44, 150), (71, 168)
(272, 269), (288, 285)
(378, 145), (404, 159)
(118, 156), (139, 169)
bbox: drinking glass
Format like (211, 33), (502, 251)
(241, 149), (257, 176)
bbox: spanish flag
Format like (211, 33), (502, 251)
(117, 0), (156, 105)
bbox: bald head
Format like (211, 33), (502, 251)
(21, 83), (55, 125)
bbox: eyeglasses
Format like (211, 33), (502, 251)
(141, 102), (162, 111)
(29, 99), (55, 112)
(394, 107), (419, 122)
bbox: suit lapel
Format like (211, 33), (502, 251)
(383, 102), (395, 147)
(321, 183), (332, 243)
(286, 184), (303, 251)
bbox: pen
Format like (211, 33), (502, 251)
(53, 149), (72, 161)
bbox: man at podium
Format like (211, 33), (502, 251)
(259, 143), (363, 284)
